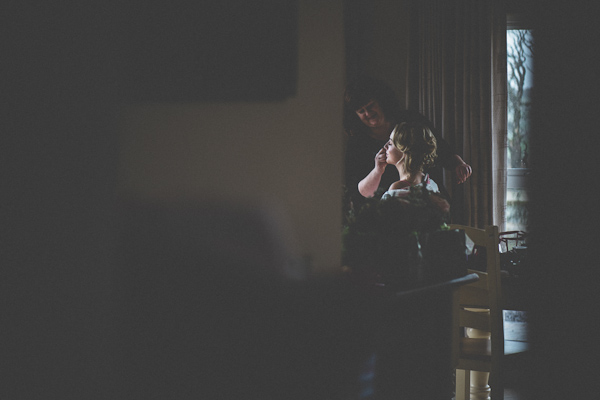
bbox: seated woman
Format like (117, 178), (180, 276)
(362, 121), (439, 200)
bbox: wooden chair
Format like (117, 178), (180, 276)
(449, 224), (528, 400)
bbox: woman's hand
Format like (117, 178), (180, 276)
(358, 148), (388, 198)
(455, 163), (472, 184)
(374, 147), (387, 170)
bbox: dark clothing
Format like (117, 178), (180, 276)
(344, 111), (456, 211)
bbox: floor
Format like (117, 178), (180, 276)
(504, 387), (522, 400)
(503, 311), (528, 400)
(503, 359), (527, 400)
(455, 312), (528, 400)
(504, 366), (527, 400)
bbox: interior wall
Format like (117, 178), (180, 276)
(5, 1), (346, 398)
(116, 0), (345, 275)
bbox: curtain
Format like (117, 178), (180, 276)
(406, 0), (507, 228)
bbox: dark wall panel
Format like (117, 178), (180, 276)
(118, 0), (298, 102)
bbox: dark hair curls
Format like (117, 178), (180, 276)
(343, 75), (400, 137)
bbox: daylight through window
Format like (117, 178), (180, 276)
(506, 29), (533, 233)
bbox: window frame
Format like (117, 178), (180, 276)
(505, 15), (532, 230)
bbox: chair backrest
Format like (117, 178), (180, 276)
(449, 225), (503, 368)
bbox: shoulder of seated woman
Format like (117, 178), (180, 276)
(389, 180), (412, 190)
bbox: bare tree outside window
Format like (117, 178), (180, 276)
(506, 29), (533, 233)
(507, 30), (533, 168)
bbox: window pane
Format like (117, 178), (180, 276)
(506, 29), (533, 232)
(506, 188), (529, 232)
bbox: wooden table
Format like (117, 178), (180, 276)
(366, 273), (480, 399)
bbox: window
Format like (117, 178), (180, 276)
(506, 27), (533, 233)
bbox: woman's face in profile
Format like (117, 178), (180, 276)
(355, 99), (387, 129)
(385, 133), (404, 165)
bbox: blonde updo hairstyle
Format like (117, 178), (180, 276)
(391, 121), (437, 176)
